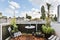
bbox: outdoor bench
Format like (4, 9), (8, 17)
(48, 35), (60, 40)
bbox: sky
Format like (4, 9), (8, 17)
(0, 0), (60, 18)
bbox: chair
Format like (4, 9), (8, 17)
(56, 37), (60, 40)
(48, 35), (60, 40)
(48, 35), (54, 40)
(8, 27), (14, 38)
(51, 36), (57, 40)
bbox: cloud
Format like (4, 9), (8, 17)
(29, 0), (60, 6)
(5, 8), (14, 14)
(29, 0), (46, 6)
(5, 7), (19, 15)
(9, 1), (20, 9)
(9, 5), (15, 9)
(29, 0), (60, 15)
(15, 10), (19, 14)
(4, 1), (20, 17)
(20, 8), (41, 19)
(31, 8), (40, 13)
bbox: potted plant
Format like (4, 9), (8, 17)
(10, 18), (19, 33)
(42, 25), (55, 38)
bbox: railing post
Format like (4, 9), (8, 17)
(0, 24), (2, 40)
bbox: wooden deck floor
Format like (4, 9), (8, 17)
(11, 35), (45, 40)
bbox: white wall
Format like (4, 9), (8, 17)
(51, 22), (60, 38)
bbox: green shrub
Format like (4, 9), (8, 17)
(10, 18), (18, 33)
(42, 25), (54, 34)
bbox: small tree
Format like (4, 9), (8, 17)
(46, 3), (51, 27)
(0, 12), (2, 18)
(26, 14), (32, 19)
(46, 3), (51, 18)
(40, 5), (46, 20)
(54, 14), (57, 21)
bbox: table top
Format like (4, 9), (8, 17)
(25, 26), (35, 29)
